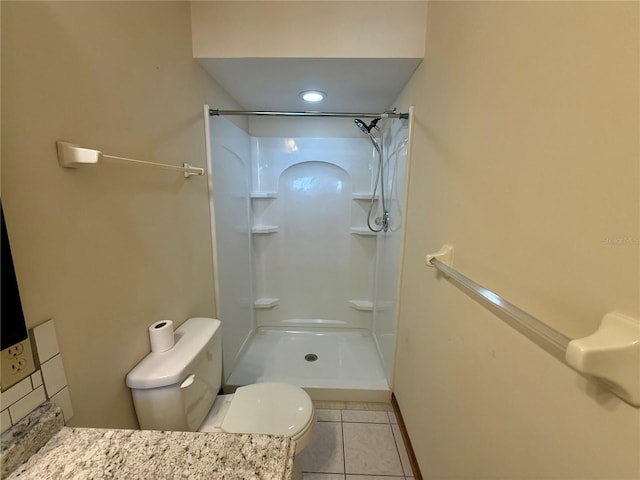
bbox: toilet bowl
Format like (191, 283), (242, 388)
(126, 317), (315, 454)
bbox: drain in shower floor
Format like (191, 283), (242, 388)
(304, 353), (318, 362)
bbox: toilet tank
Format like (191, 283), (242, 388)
(126, 317), (222, 431)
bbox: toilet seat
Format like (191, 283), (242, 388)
(287, 408), (316, 452)
(221, 382), (314, 438)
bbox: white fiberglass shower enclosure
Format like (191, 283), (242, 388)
(204, 106), (412, 400)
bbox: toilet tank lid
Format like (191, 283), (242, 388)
(126, 317), (220, 389)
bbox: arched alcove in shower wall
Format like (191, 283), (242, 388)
(250, 138), (377, 332)
(254, 161), (359, 328)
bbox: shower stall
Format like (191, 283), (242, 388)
(204, 106), (413, 401)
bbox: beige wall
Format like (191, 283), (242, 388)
(393, 1), (640, 478)
(1, 1), (243, 428)
(191, 1), (426, 59)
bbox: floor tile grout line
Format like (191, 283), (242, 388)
(301, 474), (409, 478)
(343, 475), (410, 479)
(389, 422), (409, 478)
(302, 475), (406, 479)
(341, 413), (346, 475)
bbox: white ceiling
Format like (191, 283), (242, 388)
(198, 57), (422, 113)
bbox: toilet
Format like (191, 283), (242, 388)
(126, 317), (316, 454)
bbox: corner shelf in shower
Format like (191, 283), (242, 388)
(251, 226), (279, 234)
(348, 300), (374, 311)
(250, 192), (278, 199)
(351, 227), (377, 236)
(254, 297), (280, 309)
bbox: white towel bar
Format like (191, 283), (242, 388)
(425, 245), (640, 407)
(56, 141), (204, 178)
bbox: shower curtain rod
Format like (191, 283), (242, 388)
(209, 109), (409, 120)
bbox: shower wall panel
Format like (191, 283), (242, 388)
(251, 137), (378, 330)
(208, 117), (253, 381)
(372, 118), (411, 384)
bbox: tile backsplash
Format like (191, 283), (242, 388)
(0, 320), (73, 433)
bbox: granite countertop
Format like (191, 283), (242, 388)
(3, 404), (295, 480)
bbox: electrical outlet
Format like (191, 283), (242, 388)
(1, 339), (36, 391)
(11, 357), (28, 372)
(6, 344), (24, 358)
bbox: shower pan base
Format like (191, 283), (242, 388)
(225, 327), (391, 403)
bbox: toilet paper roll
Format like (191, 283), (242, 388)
(149, 320), (175, 353)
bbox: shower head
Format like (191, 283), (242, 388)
(354, 118), (381, 134)
(354, 118), (370, 135)
(354, 118), (382, 154)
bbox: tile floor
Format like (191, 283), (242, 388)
(298, 401), (415, 480)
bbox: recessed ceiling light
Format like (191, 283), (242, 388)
(300, 90), (326, 103)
